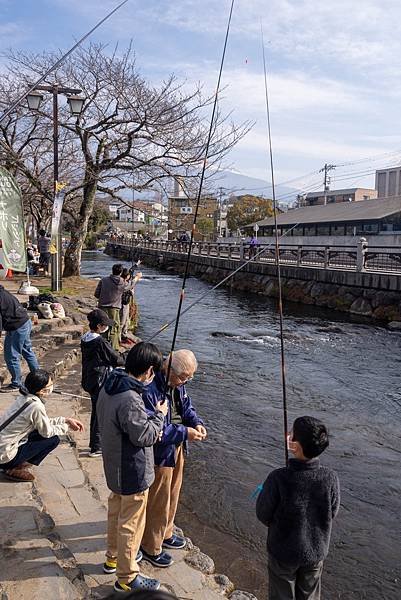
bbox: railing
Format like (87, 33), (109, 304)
(107, 237), (401, 274)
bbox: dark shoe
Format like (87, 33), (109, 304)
(113, 574), (160, 592)
(163, 534), (187, 549)
(0, 384), (19, 393)
(141, 548), (173, 568)
(103, 550), (143, 574)
(5, 468), (35, 482)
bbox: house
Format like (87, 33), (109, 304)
(375, 166), (401, 198)
(300, 187), (377, 207)
(246, 195), (401, 237)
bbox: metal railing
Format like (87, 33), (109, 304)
(107, 237), (401, 274)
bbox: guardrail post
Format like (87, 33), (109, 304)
(297, 246), (301, 266)
(240, 241), (244, 260)
(324, 246), (329, 269)
(356, 237), (368, 272)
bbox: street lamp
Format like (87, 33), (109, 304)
(27, 84), (85, 291)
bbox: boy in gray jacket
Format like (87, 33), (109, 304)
(256, 416), (340, 600)
(97, 342), (168, 593)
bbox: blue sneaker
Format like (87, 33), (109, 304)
(141, 548), (174, 568)
(163, 534), (186, 549)
(113, 573), (160, 593)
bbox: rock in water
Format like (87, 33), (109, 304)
(388, 321), (401, 331)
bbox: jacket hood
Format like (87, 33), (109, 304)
(81, 331), (101, 344)
(104, 368), (144, 396)
(109, 275), (122, 285)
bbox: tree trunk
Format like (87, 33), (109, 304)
(63, 181), (97, 277)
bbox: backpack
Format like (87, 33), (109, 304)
(121, 290), (132, 306)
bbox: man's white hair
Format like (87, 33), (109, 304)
(169, 349), (198, 374)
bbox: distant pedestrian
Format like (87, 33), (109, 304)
(141, 350), (206, 568)
(80, 309), (125, 457)
(0, 285), (39, 392)
(38, 229), (51, 276)
(120, 268), (142, 343)
(249, 234), (258, 258)
(94, 263), (135, 349)
(256, 416), (340, 600)
(97, 342), (168, 593)
(0, 369), (84, 482)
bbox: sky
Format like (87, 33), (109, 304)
(2, 0), (401, 196)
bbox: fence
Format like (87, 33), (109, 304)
(108, 238), (401, 274)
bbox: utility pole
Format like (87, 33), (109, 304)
(319, 163), (336, 205)
(131, 171), (135, 239)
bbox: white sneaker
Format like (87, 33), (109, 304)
(89, 450), (102, 457)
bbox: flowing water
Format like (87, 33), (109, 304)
(82, 251), (401, 600)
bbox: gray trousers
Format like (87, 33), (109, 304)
(268, 554), (323, 600)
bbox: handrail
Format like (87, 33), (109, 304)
(106, 238), (401, 274)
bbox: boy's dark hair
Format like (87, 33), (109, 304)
(292, 416), (329, 459)
(25, 369), (51, 394)
(39, 229), (46, 237)
(112, 263), (123, 275)
(121, 267), (130, 280)
(125, 342), (163, 377)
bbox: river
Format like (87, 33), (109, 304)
(82, 251), (401, 600)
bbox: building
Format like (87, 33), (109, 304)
(247, 195), (401, 237)
(106, 199), (167, 235)
(375, 166), (401, 198)
(300, 187), (377, 207)
(168, 193), (219, 240)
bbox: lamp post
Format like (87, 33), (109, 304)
(27, 85), (85, 291)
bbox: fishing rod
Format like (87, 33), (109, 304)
(0, 0), (129, 124)
(261, 26), (289, 466)
(53, 390), (91, 401)
(146, 221), (301, 342)
(162, 0), (236, 393)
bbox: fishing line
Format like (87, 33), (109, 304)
(163, 0), (236, 392)
(261, 25), (289, 466)
(146, 222), (301, 342)
(0, 0), (129, 124)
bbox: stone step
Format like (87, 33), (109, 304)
(0, 321), (85, 386)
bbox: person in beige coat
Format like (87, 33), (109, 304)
(0, 369), (83, 481)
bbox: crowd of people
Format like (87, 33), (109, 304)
(0, 262), (340, 600)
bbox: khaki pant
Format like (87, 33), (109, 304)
(141, 445), (184, 555)
(99, 306), (120, 350)
(106, 490), (148, 583)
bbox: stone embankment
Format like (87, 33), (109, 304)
(0, 277), (257, 600)
(106, 243), (401, 324)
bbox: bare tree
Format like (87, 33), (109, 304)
(0, 43), (251, 275)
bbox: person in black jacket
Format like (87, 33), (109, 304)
(81, 309), (125, 456)
(0, 285), (40, 392)
(256, 416), (340, 600)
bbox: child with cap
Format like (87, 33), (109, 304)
(81, 309), (125, 456)
(256, 416), (340, 600)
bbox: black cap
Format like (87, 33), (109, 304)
(87, 308), (114, 328)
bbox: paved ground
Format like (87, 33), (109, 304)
(0, 282), (251, 599)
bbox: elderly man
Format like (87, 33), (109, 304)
(141, 349), (206, 567)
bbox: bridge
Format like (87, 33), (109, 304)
(107, 238), (401, 275)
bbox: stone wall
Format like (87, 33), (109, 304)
(106, 243), (401, 323)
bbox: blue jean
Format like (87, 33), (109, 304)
(4, 320), (39, 386)
(0, 430), (60, 469)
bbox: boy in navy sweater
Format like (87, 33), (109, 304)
(256, 416), (340, 600)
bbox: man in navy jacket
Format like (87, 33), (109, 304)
(141, 349), (206, 567)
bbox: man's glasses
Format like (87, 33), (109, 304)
(171, 365), (193, 384)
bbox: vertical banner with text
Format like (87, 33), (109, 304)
(0, 167), (27, 273)
(50, 182), (66, 256)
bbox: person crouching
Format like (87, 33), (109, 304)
(96, 342), (168, 593)
(0, 370), (84, 482)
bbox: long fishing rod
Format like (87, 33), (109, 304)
(146, 222), (301, 342)
(261, 26), (289, 466)
(0, 0), (129, 124)
(163, 0), (236, 391)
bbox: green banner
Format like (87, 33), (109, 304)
(0, 167), (27, 273)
